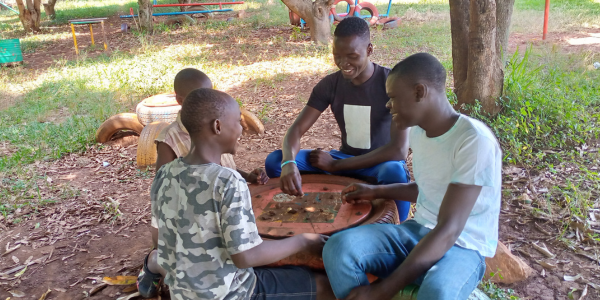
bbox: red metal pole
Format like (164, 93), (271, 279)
(153, 2), (244, 7)
(543, 0), (550, 40)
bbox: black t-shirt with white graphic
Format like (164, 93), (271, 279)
(306, 63), (391, 156)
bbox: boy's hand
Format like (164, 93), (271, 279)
(342, 183), (377, 204)
(280, 163), (303, 196)
(247, 168), (269, 185)
(345, 284), (391, 300)
(301, 233), (328, 255)
(309, 149), (336, 172)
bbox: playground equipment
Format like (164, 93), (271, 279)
(0, 38), (23, 65)
(0, 0), (18, 14)
(543, 0), (549, 40)
(97, 93), (264, 168)
(120, 0), (243, 18)
(291, 0), (397, 29)
(68, 18), (109, 55)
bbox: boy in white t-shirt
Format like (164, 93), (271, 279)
(322, 53), (502, 300)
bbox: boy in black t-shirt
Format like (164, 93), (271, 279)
(265, 17), (412, 221)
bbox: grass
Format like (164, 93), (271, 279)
(0, 0), (599, 246)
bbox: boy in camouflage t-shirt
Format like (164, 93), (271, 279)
(147, 88), (335, 300)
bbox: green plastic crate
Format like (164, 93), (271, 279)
(0, 39), (23, 64)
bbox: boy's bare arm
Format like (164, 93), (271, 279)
(341, 182), (419, 204)
(230, 233), (326, 269)
(345, 183), (482, 300)
(280, 106), (322, 196)
(156, 142), (177, 171)
(311, 126), (410, 172)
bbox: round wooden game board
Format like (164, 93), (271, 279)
(250, 174), (372, 238)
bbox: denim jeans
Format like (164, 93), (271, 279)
(264, 149), (412, 222)
(322, 221), (486, 300)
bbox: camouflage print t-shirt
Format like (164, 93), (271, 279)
(151, 158), (263, 300)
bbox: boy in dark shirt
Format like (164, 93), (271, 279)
(265, 17), (411, 221)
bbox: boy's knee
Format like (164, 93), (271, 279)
(265, 150), (283, 178)
(323, 227), (373, 263)
(377, 161), (409, 184)
(416, 283), (447, 300)
(323, 231), (353, 264)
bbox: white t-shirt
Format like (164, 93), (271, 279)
(410, 115), (501, 257)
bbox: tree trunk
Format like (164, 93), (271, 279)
(281, 0), (333, 44)
(449, 0), (514, 115)
(178, 0), (192, 12)
(138, 0), (154, 34)
(15, 0), (42, 32)
(43, 0), (58, 20)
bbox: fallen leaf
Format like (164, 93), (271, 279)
(564, 274), (583, 282)
(122, 285), (138, 293)
(579, 285), (588, 300)
(536, 260), (557, 269)
(54, 288), (67, 292)
(8, 290), (25, 298)
(532, 242), (555, 258)
(583, 281), (600, 290)
(23, 256), (33, 265)
(14, 266), (27, 277)
(102, 276), (137, 286)
(541, 269), (546, 277)
(2, 242), (21, 256)
(11, 256), (19, 264)
(89, 283), (108, 296)
(38, 289), (51, 300)
(116, 292), (140, 300)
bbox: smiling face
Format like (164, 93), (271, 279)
(385, 74), (424, 130)
(332, 35), (373, 81)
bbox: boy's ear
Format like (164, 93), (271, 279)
(367, 43), (373, 56)
(415, 83), (427, 102)
(175, 95), (184, 106)
(212, 119), (221, 134)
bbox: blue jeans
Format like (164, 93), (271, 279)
(265, 149), (411, 222)
(322, 221), (486, 300)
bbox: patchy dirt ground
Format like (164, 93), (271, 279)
(1, 10), (600, 300)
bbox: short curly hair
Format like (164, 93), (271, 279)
(390, 53), (446, 91)
(174, 68), (213, 100)
(334, 16), (370, 40)
(180, 88), (233, 134)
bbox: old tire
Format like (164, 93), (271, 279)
(330, 0), (355, 22)
(136, 93), (181, 126)
(164, 15), (197, 26)
(136, 121), (170, 169)
(378, 16), (400, 29)
(241, 108), (264, 135)
(95, 113), (144, 143)
(356, 2), (379, 26)
(289, 10), (301, 26)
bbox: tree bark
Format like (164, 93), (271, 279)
(281, 0), (333, 44)
(450, 0), (514, 115)
(138, 0), (154, 34)
(43, 0), (58, 20)
(178, 0), (192, 12)
(15, 0), (42, 32)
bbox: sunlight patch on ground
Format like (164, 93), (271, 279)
(568, 33), (600, 46)
(55, 0), (135, 11)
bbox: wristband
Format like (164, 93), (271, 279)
(281, 160), (297, 169)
